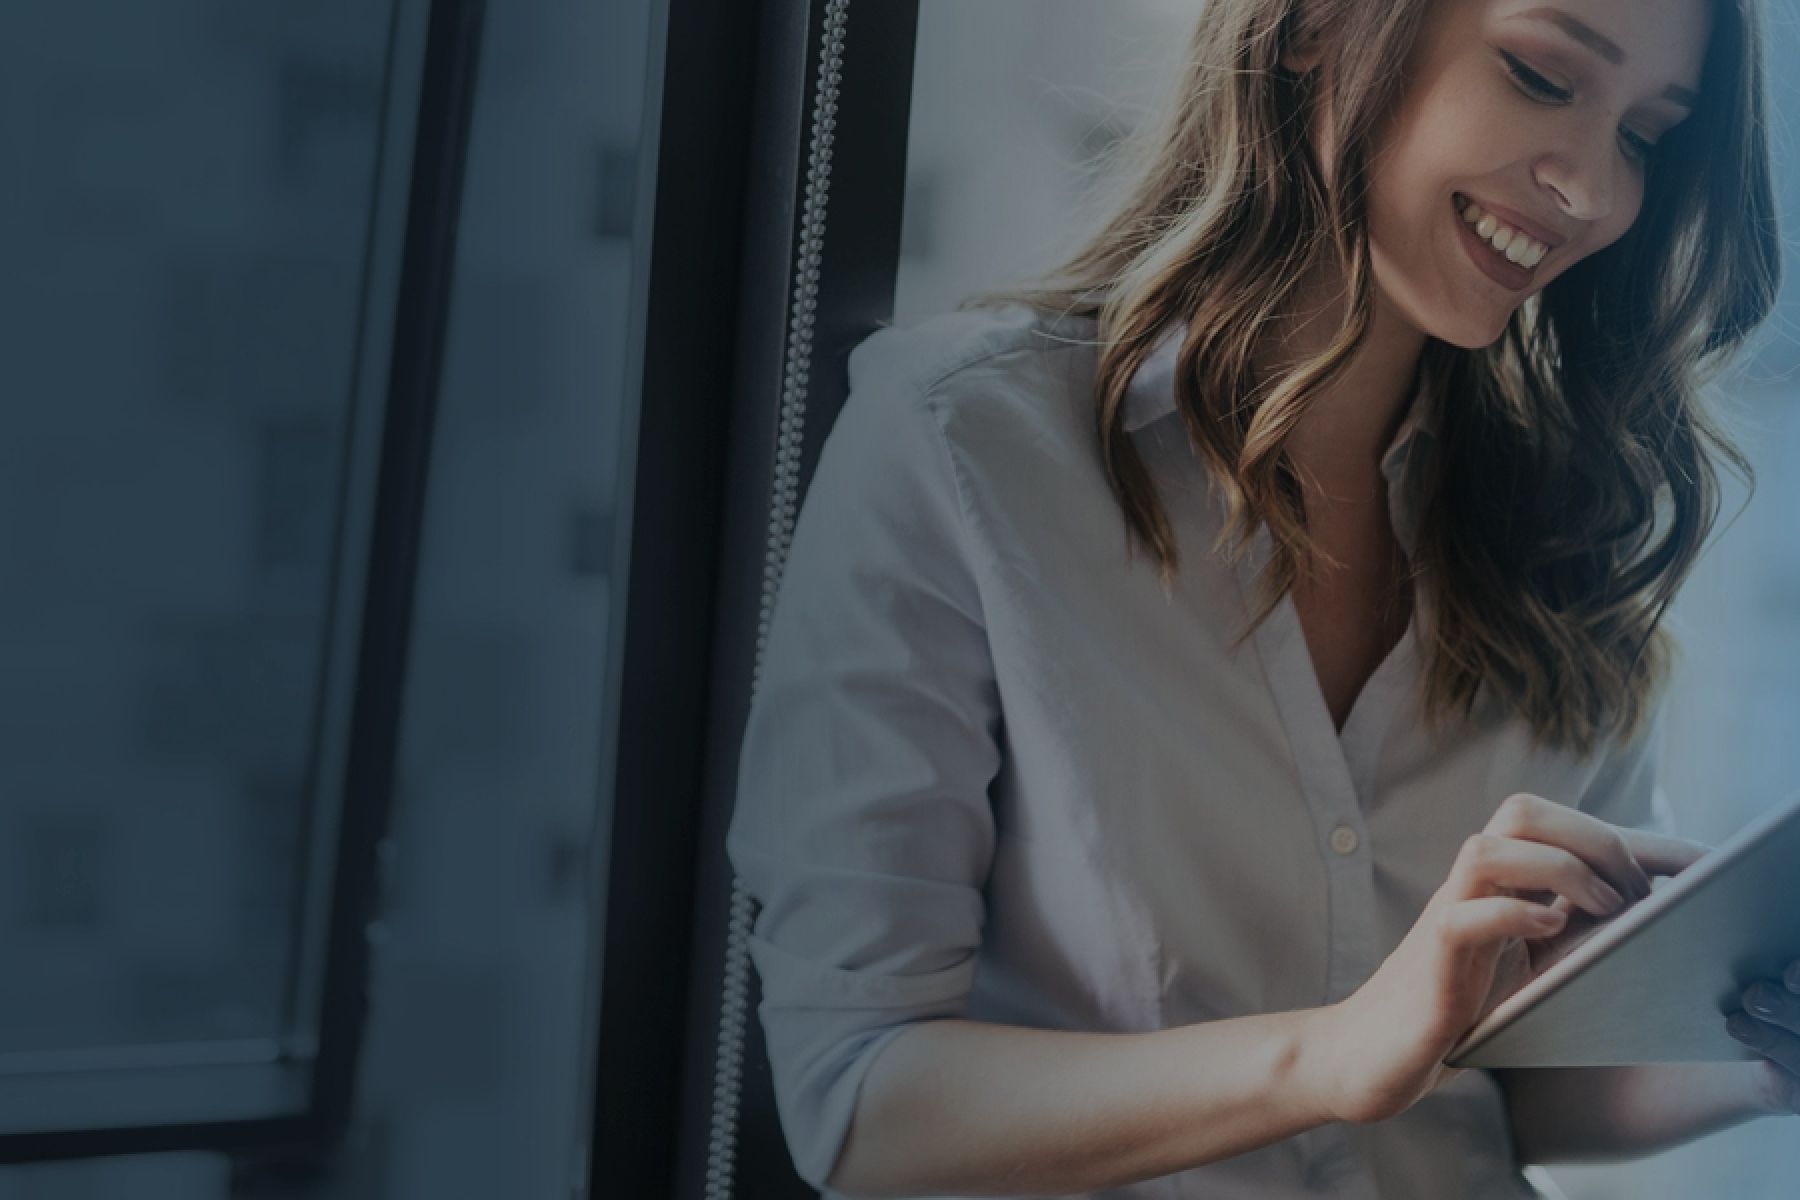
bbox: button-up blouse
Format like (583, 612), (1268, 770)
(726, 301), (1673, 1199)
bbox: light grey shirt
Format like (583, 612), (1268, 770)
(726, 302), (1674, 1199)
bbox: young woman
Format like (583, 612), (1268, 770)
(728, 0), (1798, 1195)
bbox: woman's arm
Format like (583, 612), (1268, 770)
(825, 796), (1695, 1196)
(828, 1011), (1334, 1197)
(1495, 1063), (1776, 1164)
(1497, 963), (1800, 1163)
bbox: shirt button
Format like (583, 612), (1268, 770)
(1329, 825), (1360, 855)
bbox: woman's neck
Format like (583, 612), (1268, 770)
(1254, 273), (1426, 506)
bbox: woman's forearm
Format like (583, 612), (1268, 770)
(827, 1012), (1334, 1197)
(1496, 1063), (1774, 1164)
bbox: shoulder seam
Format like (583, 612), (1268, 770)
(906, 323), (1088, 582)
(910, 383), (990, 633)
(918, 323), (1086, 396)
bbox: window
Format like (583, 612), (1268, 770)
(0, 2), (634, 1197)
(0, 0), (406, 1150)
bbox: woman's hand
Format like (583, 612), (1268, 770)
(1726, 959), (1800, 1116)
(1298, 792), (1711, 1125)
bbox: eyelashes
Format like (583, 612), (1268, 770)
(1498, 49), (1657, 164)
(1500, 49), (1573, 103)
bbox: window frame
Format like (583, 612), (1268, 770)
(588, 1), (921, 1196)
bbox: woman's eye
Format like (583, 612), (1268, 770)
(1500, 50), (1571, 103)
(1499, 50), (1658, 166)
(1619, 128), (1657, 164)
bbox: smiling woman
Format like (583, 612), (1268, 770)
(1375, 0), (1700, 299)
(726, 0), (1793, 1197)
(1354, 0), (1710, 339)
(982, 0), (1778, 755)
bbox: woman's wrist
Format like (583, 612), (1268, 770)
(1176, 1006), (1347, 1136)
(1285, 1001), (1359, 1126)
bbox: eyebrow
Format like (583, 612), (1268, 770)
(1515, 6), (1700, 108)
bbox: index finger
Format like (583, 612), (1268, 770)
(1619, 827), (1713, 879)
(1486, 793), (1646, 900)
(1484, 793), (1689, 903)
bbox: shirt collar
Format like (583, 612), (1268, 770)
(1120, 320), (1441, 482)
(1120, 320), (1186, 434)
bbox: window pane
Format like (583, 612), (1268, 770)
(2, 0), (647, 1191)
(326, 0), (647, 1192)
(0, 0), (394, 1090)
(897, 0), (1189, 320)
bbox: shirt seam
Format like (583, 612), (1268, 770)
(909, 333), (1087, 605)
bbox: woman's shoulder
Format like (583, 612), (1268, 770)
(853, 302), (1101, 410)
(845, 301), (1100, 450)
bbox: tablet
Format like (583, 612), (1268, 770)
(1447, 791), (1800, 1068)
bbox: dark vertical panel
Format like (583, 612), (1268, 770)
(310, 0), (486, 1150)
(590, 0), (761, 1194)
(670, 1), (921, 1198)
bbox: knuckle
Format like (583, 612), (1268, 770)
(1456, 833), (1491, 871)
(1494, 792), (1540, 832)
(1748, 983), (1795, 1026)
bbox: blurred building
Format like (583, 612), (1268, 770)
(0, 1), (639, 1196)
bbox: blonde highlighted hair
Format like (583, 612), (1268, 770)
(973, 0), (1780, 753)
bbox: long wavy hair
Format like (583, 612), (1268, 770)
(971, 0), (1780, 753)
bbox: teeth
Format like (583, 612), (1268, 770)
(1456, 195), (1548, 269)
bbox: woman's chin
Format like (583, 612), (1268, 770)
(1428, 310), (1513, 351)
(1384, 279), (1516, 351)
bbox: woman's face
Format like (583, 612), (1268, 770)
(1361, 0), (1711, 347)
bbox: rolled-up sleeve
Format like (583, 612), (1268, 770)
(725, 354), (1004, 1190)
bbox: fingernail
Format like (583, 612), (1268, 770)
(1747, 984), (1782, 1018)
(1728, 1013), (1762, 1043)
(1595, 881), (1624, 912)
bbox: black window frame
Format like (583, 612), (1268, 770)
(591, 1), (922, 1196)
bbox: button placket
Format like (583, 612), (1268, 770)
(1233, 527), (1385, 1006)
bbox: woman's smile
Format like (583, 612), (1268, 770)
(1452, 192), (1543, 291)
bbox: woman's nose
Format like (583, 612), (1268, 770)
(1533, 136), (1617, 224)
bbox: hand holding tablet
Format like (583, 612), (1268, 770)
(1447, 791), (1800, 1070)
(1300, 793), (1709, 1124)
(1724, 957), (1800, 1116)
